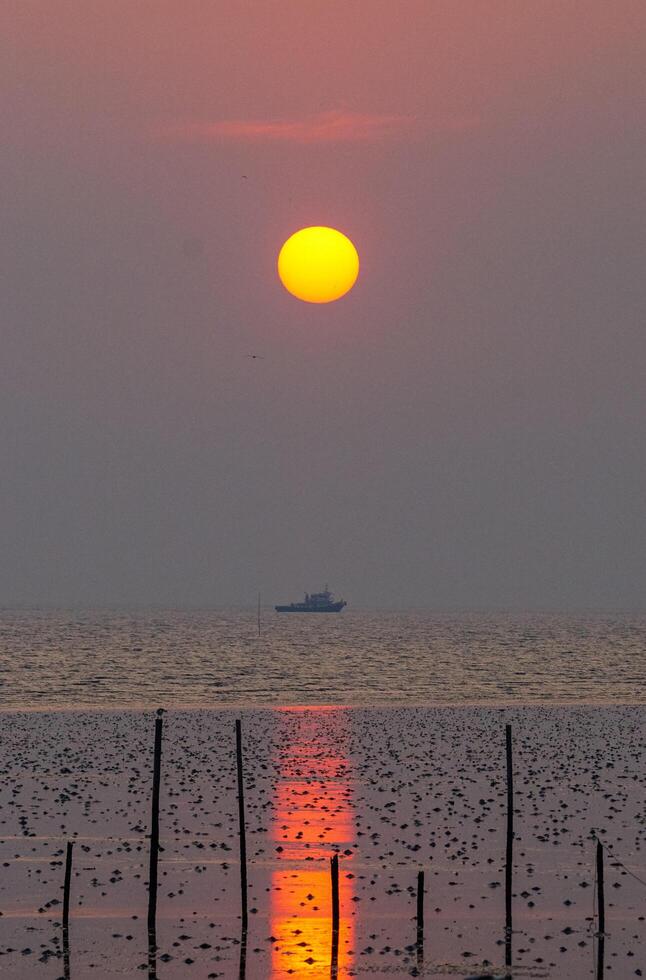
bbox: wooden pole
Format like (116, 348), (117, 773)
(596, 839), (605, 935)
(331, 853), (340, 934)
(505, 723), (514, 972)
(416, 869), (424, 934)
(597, 933), (605, 980)
(148, 941), (157, 980)
(331, 853), (340, 977)
(596, 838), (605, 979)
(238, 925), (248, 980)
(416, 869), (424, 968)
(62, 840), (73, 979)
(236, 719), (248, 931)
(147, 712), (163, 938)
(63, 840), (73, 929)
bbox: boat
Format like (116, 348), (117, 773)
(275, 587), (347, 613)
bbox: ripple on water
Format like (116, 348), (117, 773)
(0, 609), (644, 709)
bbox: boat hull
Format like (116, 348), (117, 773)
(275, 602), (346, 613)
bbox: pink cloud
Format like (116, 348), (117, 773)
(158, 110), (414, 144)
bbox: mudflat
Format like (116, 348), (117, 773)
(0, 705), (644, 978)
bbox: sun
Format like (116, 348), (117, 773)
(277, 226), (359, 303)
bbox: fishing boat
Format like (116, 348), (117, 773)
(275, 587), (347, 613)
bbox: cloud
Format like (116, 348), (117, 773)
(158, 110), (414, 144)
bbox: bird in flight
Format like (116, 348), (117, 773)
(246, 354), (265, 360)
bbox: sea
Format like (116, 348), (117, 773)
(0, 608), (644, 709)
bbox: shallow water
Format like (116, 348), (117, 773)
(0, 609), (645, 708)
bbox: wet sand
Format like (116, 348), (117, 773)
(0, 705), (644, 977)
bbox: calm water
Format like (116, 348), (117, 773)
(0, 608), (644, 709)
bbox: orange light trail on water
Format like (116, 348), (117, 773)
(270, 710), (354, 978)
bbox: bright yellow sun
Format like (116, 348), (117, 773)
(277, 226), (359, 303)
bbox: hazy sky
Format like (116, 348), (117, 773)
(2, 2), (645, 609)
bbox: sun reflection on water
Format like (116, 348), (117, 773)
(270, 708), (354, 978)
